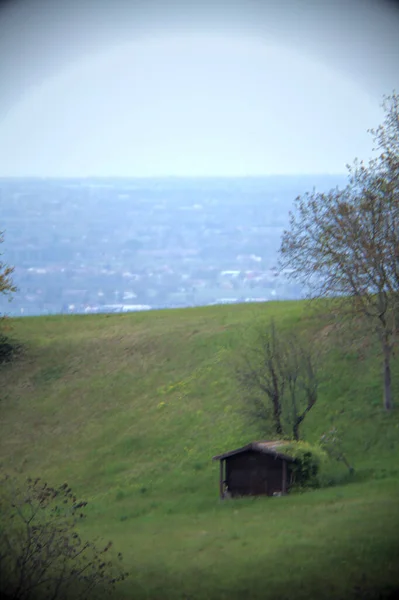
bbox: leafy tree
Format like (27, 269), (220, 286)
(0, 230), (18, 363)
(280, 91), (399, 411)
(0, 230), (16, 301)
(0, 475), (129, 600)
(235, 320), (319, 441)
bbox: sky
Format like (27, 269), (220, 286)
(0, 0), (398, 178)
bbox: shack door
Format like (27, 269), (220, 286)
(250, 466), (269, 495)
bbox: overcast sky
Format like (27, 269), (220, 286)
(0, 0), (398, 178)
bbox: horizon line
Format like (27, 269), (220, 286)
(0, 172), (348, 180)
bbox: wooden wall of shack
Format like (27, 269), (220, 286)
(223, 450), (292, 497)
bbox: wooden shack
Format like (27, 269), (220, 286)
(212, 441), (296, 499)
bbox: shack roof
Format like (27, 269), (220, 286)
(212, 441), (296, 463)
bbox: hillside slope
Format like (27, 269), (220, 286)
(1, 302), (399, 600)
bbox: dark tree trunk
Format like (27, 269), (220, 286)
(292, 402), (313, 441)
(383, 346), (393, 411)
(275, 417), (283, 436)
(342, 456), (355, 475)
(292, 421), (300, 441)
(272, 395), (283, 436)
(271, 366), (283, 436)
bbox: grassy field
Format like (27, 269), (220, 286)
(1, 301), (399, 599)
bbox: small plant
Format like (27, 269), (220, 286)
(320, 428), (355, 474)
(0, 475), (129, 600)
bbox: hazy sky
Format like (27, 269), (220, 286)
(0, 0), (398, 178)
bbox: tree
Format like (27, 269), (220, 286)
(0, 475), (128, 600)
(0, 230), (16, 301)
(280, 91), (399, 412)
(236, 320), (284, 436)
(319, 428), (354, 475)
(235, 320), (319, 441)
(0, 230), (18, 362)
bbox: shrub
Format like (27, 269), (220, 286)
(279, 440), (327, 490)
(0, 475), (129, 600)
(0, 326), (22, 365)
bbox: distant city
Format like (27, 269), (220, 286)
(0, 175), (347, 317)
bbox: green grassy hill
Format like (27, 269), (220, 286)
(1, 302), (399, 599)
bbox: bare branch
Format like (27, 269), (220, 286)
(236, 321), (318, 440)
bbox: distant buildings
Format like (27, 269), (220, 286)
(0, 176), (327, 317)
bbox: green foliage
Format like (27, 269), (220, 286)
(0, 230), (16, 300)
(0, 232), (19, 366)
(0, 318), (22, 365)
(0, 475), (129, 600)
(279, 440), (327, 489)
(0, 333), (19, 365)
(279, 91), (399, 411)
